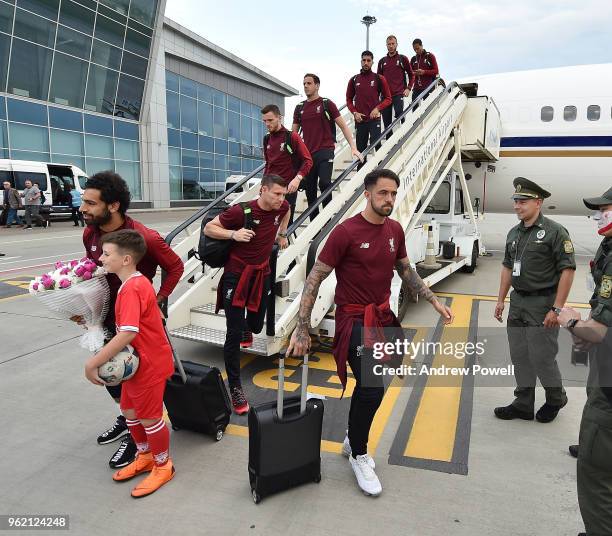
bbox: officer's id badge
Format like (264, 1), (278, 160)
(586, 273), (596, 292)
(537, 230), (546, 239)
(512, 260), (521, 276)
(564, 240), (574, 254)
(600, 275), (612, 299)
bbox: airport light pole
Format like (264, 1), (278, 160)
(361, 15), (377, 50)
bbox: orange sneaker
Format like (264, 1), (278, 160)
(131, 459), (175, 498)
(112, 451), (154, 482)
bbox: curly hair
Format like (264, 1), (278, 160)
(84, 171), (131, 215)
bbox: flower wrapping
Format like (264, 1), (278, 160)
(29, 259), (110, 351)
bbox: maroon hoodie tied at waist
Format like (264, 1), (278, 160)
(333, 301), (401, 391)
(216, 259), (269, 314)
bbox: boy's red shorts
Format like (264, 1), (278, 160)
(120, 379), (166, 420)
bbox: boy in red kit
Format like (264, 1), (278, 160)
(84, 230), (175, 498)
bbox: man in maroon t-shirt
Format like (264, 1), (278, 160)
(410, 38), (440, 102)
(377, 35), (414, 139)
(261, 104), (312, 225)
(292, 73), (361, 221)
(287, 169), (453, 497)
(77, 171), (184, 469)
(346, 50), (392, 163)
(205, 174), (290, 414)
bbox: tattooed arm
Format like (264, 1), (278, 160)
(395, 257), (454, 324)
(287, 260), (334, 356)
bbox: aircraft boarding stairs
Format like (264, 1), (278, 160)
(163, 80), (500, 356)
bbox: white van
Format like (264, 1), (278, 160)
(224, 174), (261, 203)
(0, 159), (88, 219)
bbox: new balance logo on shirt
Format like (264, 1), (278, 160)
(360, 243), (370, 249)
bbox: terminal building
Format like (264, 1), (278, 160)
(0, 0), (297, 207)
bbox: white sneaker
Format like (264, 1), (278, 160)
(350, 454), (382, 496)
(342, 434), (375, 468)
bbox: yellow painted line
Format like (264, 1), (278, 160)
(435, 292), (589, 308)
(367, 327), (429, 456)
(404, 296), (472, 461)
(500, 150), (612, 158)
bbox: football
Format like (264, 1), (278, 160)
(98, 348), (139, 386)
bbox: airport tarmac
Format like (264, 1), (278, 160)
(0, 211), (602, 536)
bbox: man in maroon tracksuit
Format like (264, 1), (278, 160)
(287, 168), (453, 496)
(261, 104), (313, 224)
(410, 38), (440, 102)
(377, 35), (414, 138)
(79, 171), (184, 469)
(205, 174), (290, 414)
(292, 73), (361, 221)
(346, 50), (392, 162)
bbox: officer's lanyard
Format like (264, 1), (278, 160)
(512, 227), (535, 276)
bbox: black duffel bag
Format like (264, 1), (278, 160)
(198, 202), (252, 268)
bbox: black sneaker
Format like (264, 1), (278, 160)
(536, 399), (568, 423)
(493, 404), (534, 420)
(109, 436), (137, 468)
(569, 444), (579, 458)
(97, 415), (128, 445)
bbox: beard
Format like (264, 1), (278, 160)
(88, 207), (112, 227)
(372, 202), (393, 218)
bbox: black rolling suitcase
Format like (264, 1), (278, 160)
(163, 326), (232, 441)
(248, 353), (324, 503)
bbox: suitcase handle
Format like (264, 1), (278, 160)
(277, 352), (309, 419)
(163, 321), (187, 384)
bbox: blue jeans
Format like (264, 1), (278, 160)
(5, 208), (18, 225)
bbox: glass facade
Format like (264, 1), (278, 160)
(166, 70), (266, 200)
(0, 95), (141, 197)
(0, 0), (159, 200)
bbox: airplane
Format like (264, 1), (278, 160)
(460, 63), (612, 216)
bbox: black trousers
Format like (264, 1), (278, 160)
(285, 191), (297, 226)
(71, 206), (84, 226)
(304, 148), (334, 221)
(222, 272), (270, 387)
(346, 323), (385, 457)
(381, 95), (404, 139)
(355, 119), (382, 170)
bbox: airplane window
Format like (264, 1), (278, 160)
(587, 105), (600, 121)
(563, 106), (577, 121)
(540, 106), (554, 122)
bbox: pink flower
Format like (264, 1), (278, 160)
(85, 262), (97, 272)
(32, 283), (39, 291)
(70, 260), (79, 267)
(74, 266), (85, 277)
(60, 267), (70, 275)
(59, 279), (72, 289)
(42, 279), (55, 290)
(82, 271), (92, 281)
(54, 261), (65, 269)
(80, 257), (88, 263)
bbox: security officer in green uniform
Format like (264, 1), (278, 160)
(558, 186), (612, 536)
(494, 177), (576, 422)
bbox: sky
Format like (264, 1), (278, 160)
(164, 0), (612, 119)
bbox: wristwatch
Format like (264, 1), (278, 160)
(551, 306), (562, 315)
(566, 318), (579, 331)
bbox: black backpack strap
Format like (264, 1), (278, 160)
(240, 202), (254, 230)
(295, 100), (306, 127)
(377, 57), (385, 74)
(284, 130), (294, 155)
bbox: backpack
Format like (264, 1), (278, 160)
(294, 98), (337, 142)
(378, 54), (411, 87)
(198, 202), (253, 268)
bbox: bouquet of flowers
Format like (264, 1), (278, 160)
(29, 258), (110, 351)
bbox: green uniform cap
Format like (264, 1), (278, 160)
(512, 177), (551, 200)
(583, 187), (612, 210)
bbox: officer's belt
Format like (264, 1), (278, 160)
(513, 286), (556, 297)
